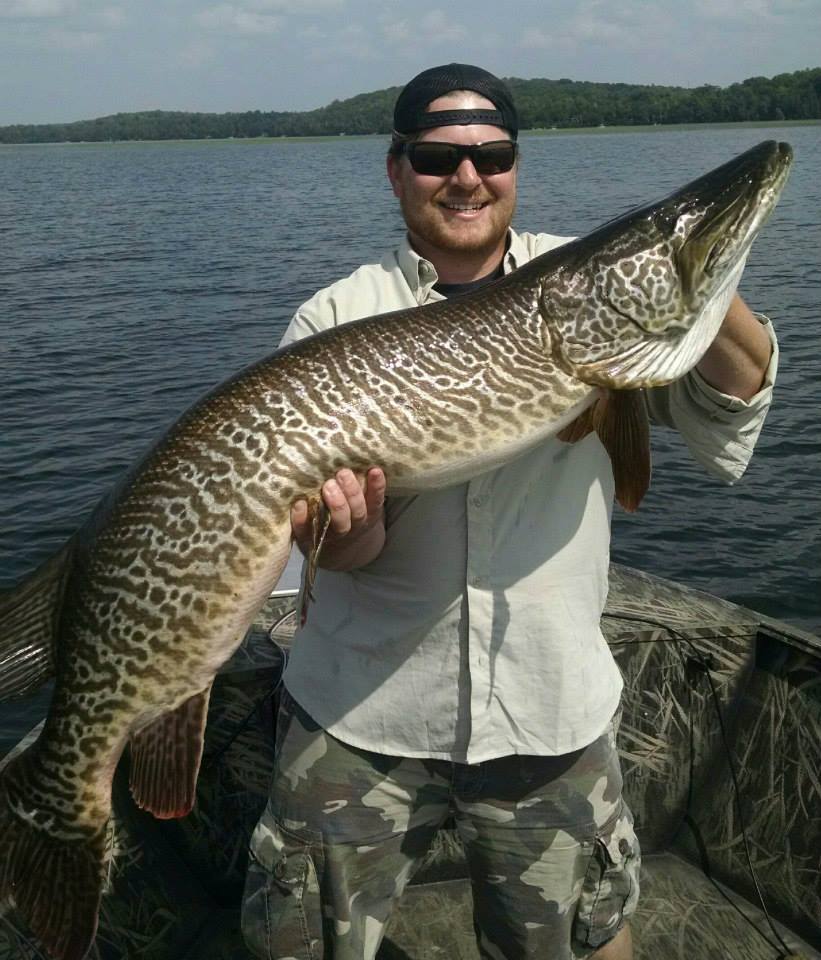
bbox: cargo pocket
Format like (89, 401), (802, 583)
(241, 812), (324, 960)
(573, 802), (641, 949)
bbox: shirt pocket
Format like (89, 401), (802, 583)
(241, 814), (324, 960)
(573, 801), (641, 949)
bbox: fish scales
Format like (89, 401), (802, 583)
(265, 289), (579, 492)
(8, 280), (576, 830)
(0, 139), (792, 960)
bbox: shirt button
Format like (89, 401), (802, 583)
(471, 576), (483, 587)
(471, 496), (484, 507)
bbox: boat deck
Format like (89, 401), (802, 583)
(379, 852), (819, 960)
(1, 563), (818, 959)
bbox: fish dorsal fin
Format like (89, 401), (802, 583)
(594, 390), (651, 513)
(0, 540), (74, 701)
(128, 683), (213, 819)
(0, 779), (106, 960)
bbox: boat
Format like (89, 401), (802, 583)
(1, 561), (819, 959)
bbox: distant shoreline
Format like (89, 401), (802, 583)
(3, 68), (818, 144)
(2, 118), (818, 148)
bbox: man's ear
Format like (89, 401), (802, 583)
(386, 153), (403, 199)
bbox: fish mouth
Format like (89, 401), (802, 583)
(675, 141), (793, 306)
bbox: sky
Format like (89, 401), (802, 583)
(1, 0), (819, 126)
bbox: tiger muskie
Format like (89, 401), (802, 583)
(0, 140), (791, 959)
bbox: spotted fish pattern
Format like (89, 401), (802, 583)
(0, 140), (791, 960)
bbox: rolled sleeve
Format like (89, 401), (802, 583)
(645, 316), (778, 484)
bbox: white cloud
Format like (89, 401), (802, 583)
(297, 6), (466, 70)
(379, 8), (466, 49)
(252, 0), (343, 9)
(418, 8), (466, 42)
(519, 1), (684, 56)
(0, 0), (74, 17)
(520, 26), (557, 51)
(1, 0), (126, 32)
(96, 5), (126, 28)
(195, 3), (281, 34)
(179, 37), (216, 67)
(2, 0), (125, 53)
(303, 23), (378, 62)
(2, 14), (102, 49)
(693, 0), (777, 19)
(40, 25), (101, 48)
(193, 0), (344, 35)
(380, 17), (410, 44)
(62, 27), (100, 46)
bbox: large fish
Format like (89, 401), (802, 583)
(0, 140), (791, 959)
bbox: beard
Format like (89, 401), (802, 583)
(398, 187), (516, 262)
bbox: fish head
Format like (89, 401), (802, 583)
(544, 140), (793, 388)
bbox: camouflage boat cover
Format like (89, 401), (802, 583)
(1, 568), (818, 960)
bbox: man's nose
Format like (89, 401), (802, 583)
(450, 156), (482, 188)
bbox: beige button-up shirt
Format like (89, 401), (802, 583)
(280, 230), (778, 763)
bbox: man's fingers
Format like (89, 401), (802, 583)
(293, 467), (385, 544)
(364, 467), (387, 513)
(334, 469), (369, 524)
(290, 498), (309, 538)
(320, 477), (353, 535)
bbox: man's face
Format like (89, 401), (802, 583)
(386, 93), (517, 267)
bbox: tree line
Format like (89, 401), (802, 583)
(1, 68), (818, 144)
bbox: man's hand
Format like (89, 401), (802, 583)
(291, 467), (387, 571)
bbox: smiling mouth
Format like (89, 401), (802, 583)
(439, 200), (488, 212)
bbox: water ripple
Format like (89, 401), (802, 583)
(1, 127), (819, 749)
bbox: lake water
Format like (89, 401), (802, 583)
(1, 124), (820, 753)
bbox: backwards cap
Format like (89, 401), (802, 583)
(393, 63), (518, 140)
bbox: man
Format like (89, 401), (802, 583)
(242, 64), (777, 960)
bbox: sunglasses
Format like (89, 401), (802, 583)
(397, 139), (518, 176)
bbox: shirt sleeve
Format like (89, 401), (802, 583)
(279, 305), (334, 347)
(278, 253), (410, 348)
(644, 315), (778, 484)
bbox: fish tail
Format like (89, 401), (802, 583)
(0, 758), (105, 960)
(0, 540), (73, 701)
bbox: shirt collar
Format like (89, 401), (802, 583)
(504, 228), (529, 272)
(397, 228), (525, 303)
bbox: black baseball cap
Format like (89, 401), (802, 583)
(393, 63), (518, 140)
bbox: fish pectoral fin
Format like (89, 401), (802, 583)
(298, 496), (331, 628)
(0, 539), (74, 702)
(0, 792), (105, 960)
(595, 390), (651, 513)
(128, 682), (213, 819)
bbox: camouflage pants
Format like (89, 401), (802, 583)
(241, 689), (640, 960)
